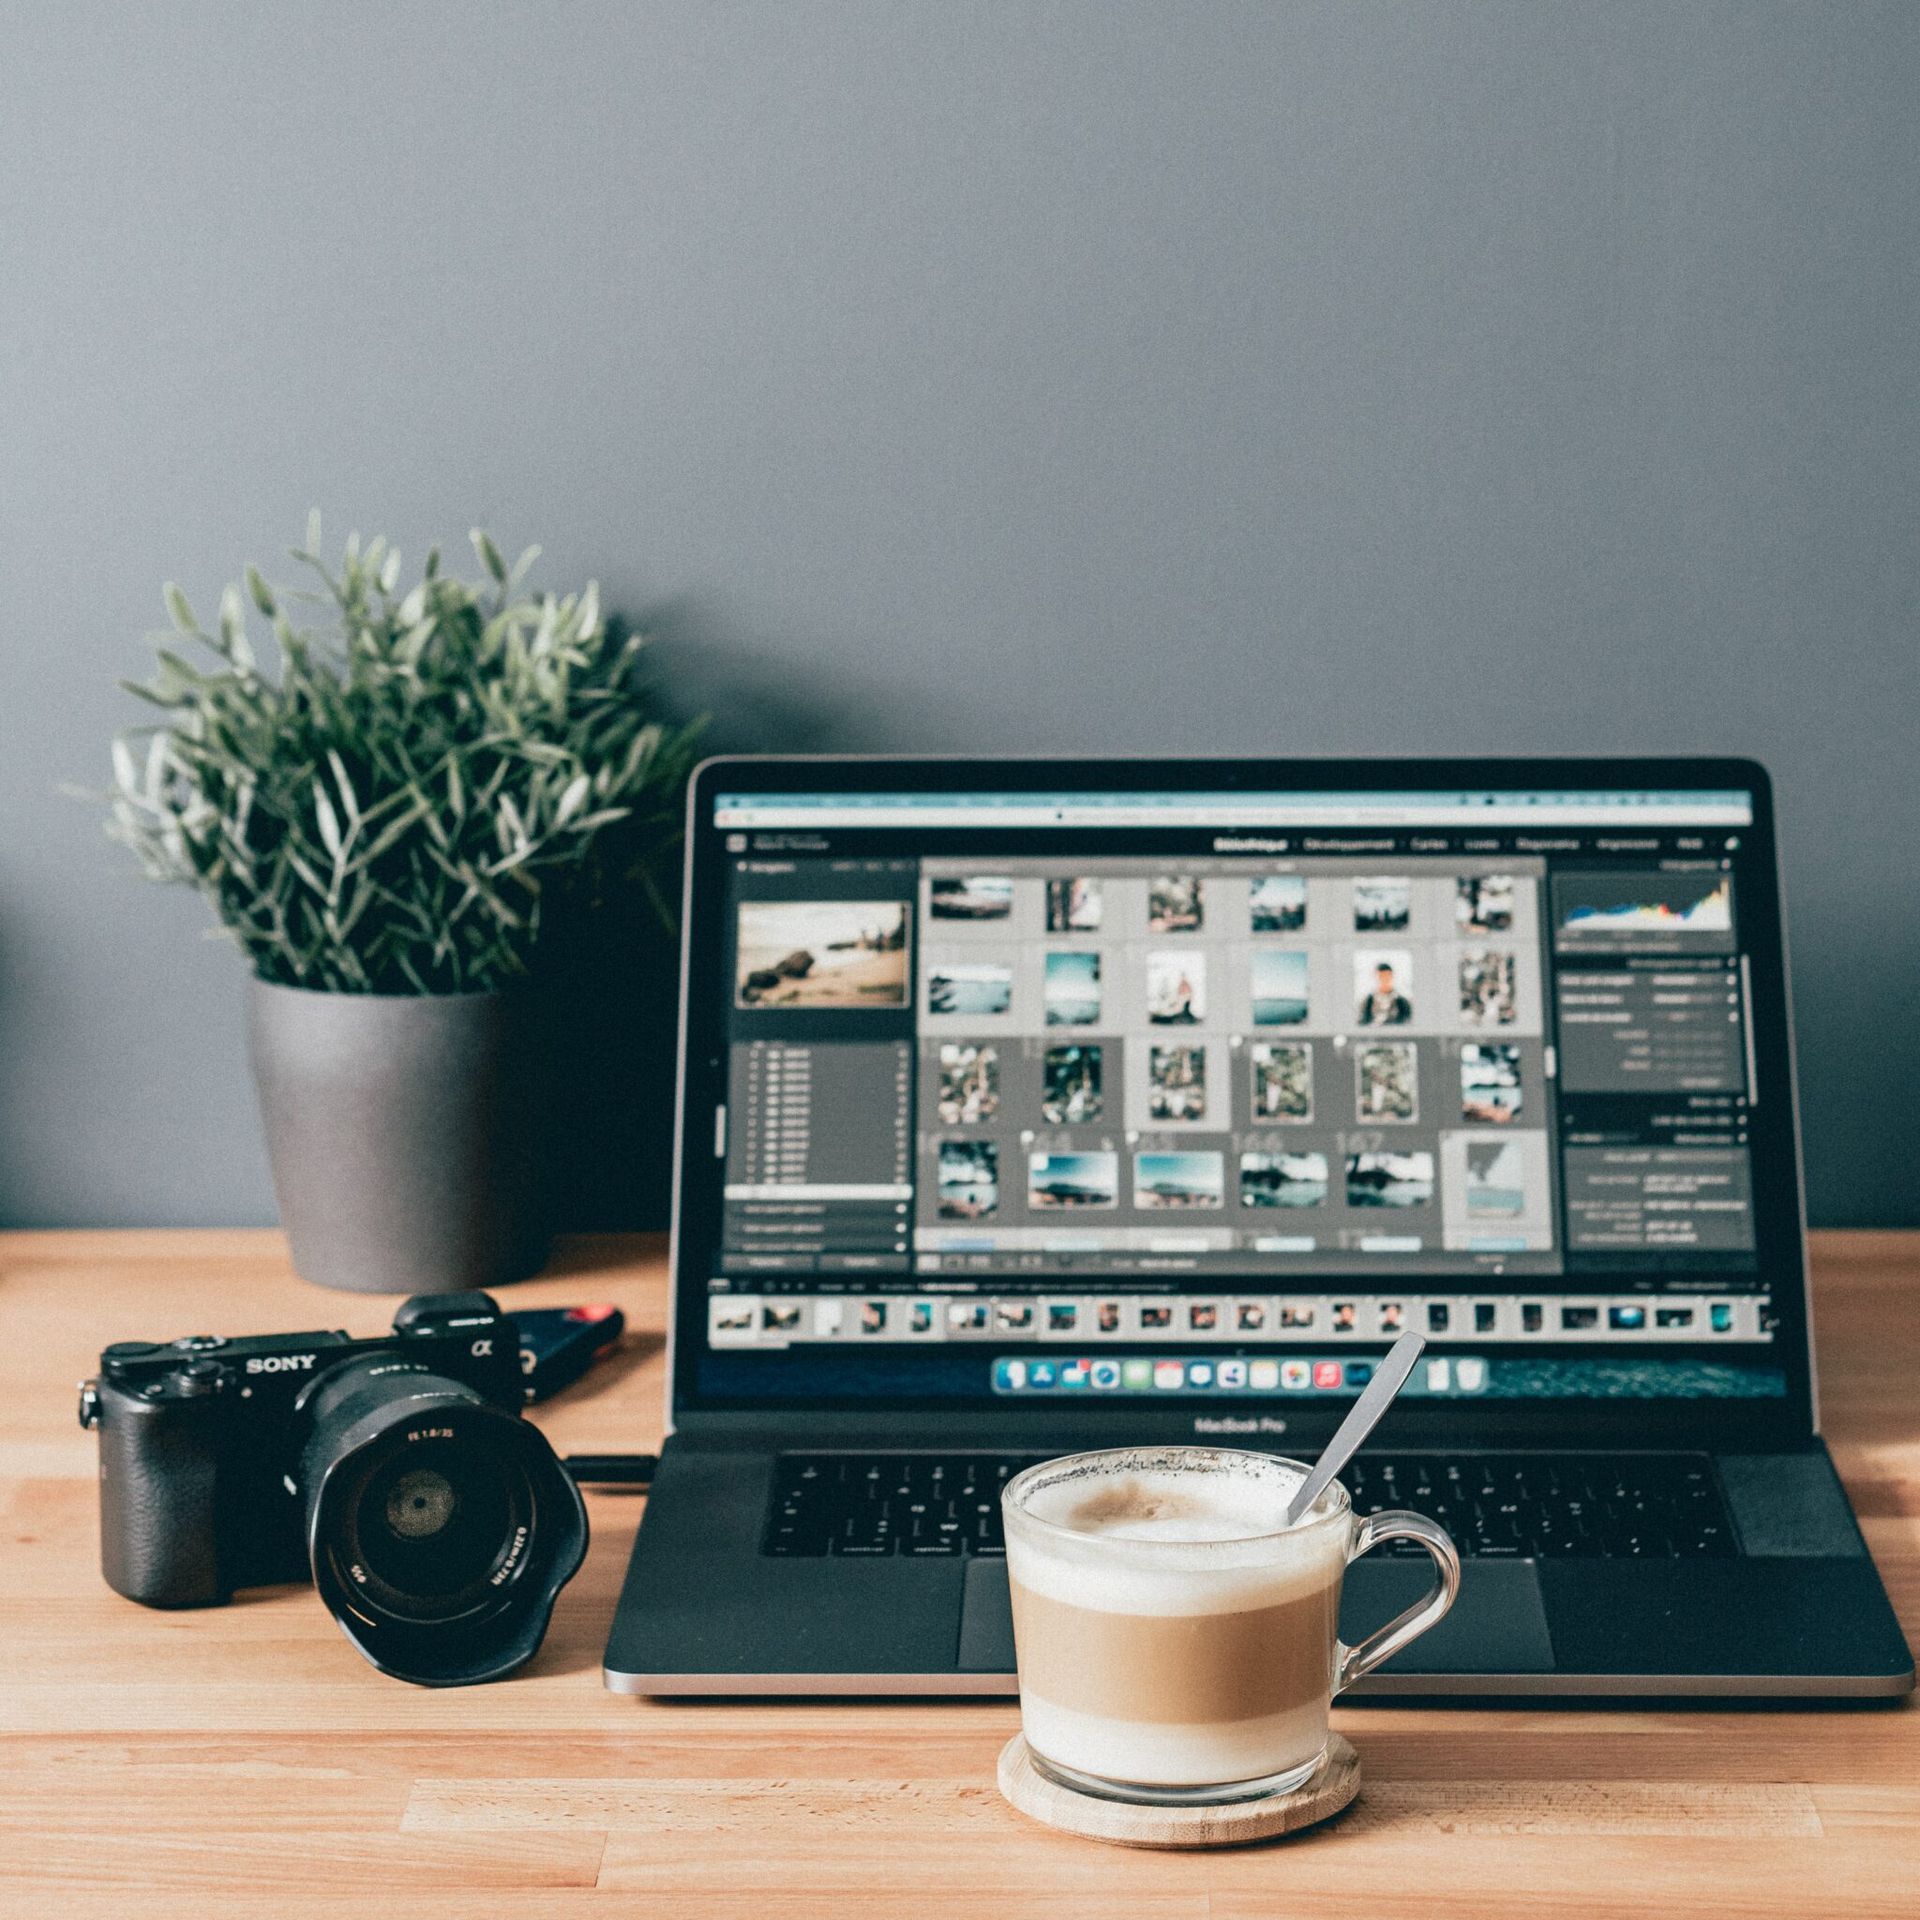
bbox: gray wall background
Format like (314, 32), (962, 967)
(2, 2), (1916, 1230)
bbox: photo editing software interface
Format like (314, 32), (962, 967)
(699, 786), (1787, 1408)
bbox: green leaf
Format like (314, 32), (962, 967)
(313, 783), (343, 859)
(118, 677), (186, 709)
(327, 749), (360, 823)
(163, 583), (197, 633)
(217, 585), (256, 670)
(497, 790), (527, 850)
(153, 649), (205, 696)
(245, 565), (276, 618)
(553, 772), (590, 825)
(346, 795), (428, 868)
(285, 846), (329, 896)
(471, 529), (507, 584)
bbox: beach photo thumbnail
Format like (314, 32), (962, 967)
(1029, 1150), (1119, 1209)
(1461, 1041), (1523, 1124)
(1240, 1151), (1329, 1208)
(930, 875), (1014, 920)
(1148, 1043), (1207, 1121)
(1146, 950), (1206, 1024)
(1465, 1138), (1528, 1217)
(1149, 875), (1204, 933)
(736, 900), (909, 1008)
(1250, 1040), (1312, 1121)
(1251, 948), (1310, 1026)
(1353, 875), (1412, 932)
(1042, 1044), (1103, 1123)
(1249, 874), (1307, 932)
(1044, 950), (1102, 1026)
(1045, 877), (1103, 932)
(937, 1043), (998, 1125)
(1134, 1150), (1225, 1209)
(928, 958), (1013, 1017)
(937, 1138), (999, 1218)
(1346, 1150), (1435, 1208)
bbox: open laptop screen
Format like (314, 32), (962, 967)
(680, 768), (1798, 1421)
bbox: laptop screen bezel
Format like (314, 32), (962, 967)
(665, 754), (1815, 1452)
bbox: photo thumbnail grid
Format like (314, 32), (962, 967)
(907, 863), (1556, 1255)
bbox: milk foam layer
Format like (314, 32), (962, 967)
(1010, 1459), (1347, 1615)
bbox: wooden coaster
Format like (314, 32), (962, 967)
(997, 1732), (1359, 1849)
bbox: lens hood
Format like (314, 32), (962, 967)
(300, 1360), (587, 1686)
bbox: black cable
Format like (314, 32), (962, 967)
(561, 1453), (658, 1487)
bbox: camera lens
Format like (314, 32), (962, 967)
(386, 1468), (456, 1539)
(296, 1355), (587, 1686)
(354, 1445), (514, 1603)
(385, 1466), (460, 1540)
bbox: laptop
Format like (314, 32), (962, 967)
(604, 756), (1913, 1698)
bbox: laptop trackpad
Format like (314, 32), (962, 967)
(959, 1557), (1552, 1675)
(959, 1558), (1018, 1670)
(1342, 1559), (1553, 1674)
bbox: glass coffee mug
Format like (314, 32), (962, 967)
(1003, 1446), (1459, 1806)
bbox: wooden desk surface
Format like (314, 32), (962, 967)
(2, 1230), (1915, 1916)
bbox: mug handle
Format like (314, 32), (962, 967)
(1333, 1508), (1462, 1692)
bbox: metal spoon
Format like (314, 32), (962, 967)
(1285, 1328), (1427, 1525)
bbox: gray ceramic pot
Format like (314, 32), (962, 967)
(246, 977), (550, 1294)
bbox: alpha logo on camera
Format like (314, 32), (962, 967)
(245, 1353), (318, 1375)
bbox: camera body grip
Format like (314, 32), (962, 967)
(94, 1371), (228, 1608)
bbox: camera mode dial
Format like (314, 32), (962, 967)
(159, 1359), (227, 1400)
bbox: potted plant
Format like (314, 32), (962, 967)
(104, 516), (702, 1292)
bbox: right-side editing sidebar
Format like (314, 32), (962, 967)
(1550, 868), (1756, 1258)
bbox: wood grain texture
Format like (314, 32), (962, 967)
(1, 1228), (1916, 1912)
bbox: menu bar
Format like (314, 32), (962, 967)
(714, 791), (1755, 830)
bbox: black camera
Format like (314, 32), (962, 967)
(79, 1291), (588, 1686)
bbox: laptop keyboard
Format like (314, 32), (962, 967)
(761, 1451), (1737, 1560)
(1342, 1453), (1735, 1558)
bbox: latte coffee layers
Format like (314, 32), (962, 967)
(1005, 1454), (1348, 1789)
